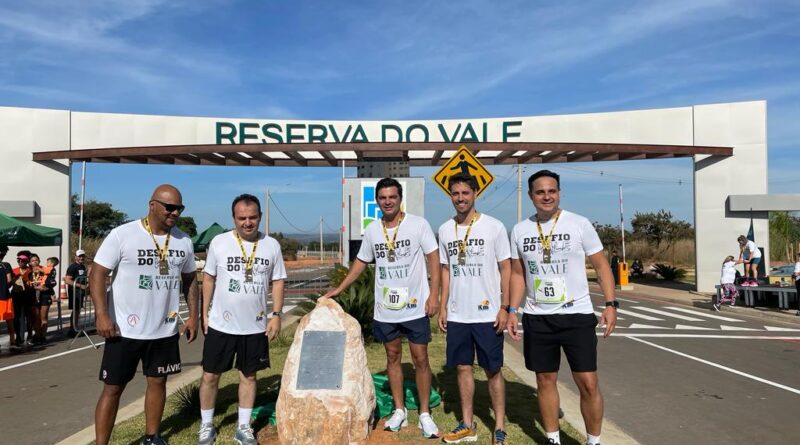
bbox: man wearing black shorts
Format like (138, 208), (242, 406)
(507, 170), (617, 445)
(90, 184), (199, 445)
(65, 250), (87, 336)
(323, 178), (442, 439)
(437, 174), (511, 445)
(198, 194), (286, 445)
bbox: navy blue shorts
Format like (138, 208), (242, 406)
(446, 321), (504, 372)
(749, 257), (762, 265)
(373, 316), (431, 344)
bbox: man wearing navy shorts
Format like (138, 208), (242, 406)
(323, 177), (442, 439)
(437, 173), (511, 445)
(507, 170), (617, 445)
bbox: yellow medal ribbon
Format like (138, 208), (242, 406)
(535, 209), (562, 254)
(142, 217), (171, 267)
(234, 231), (260, 274)
(381, 212), (405, 253)
(455, 213), (478, 255)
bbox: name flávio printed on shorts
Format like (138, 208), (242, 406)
(138, 274), (180, 290)
(157, 363), (181, 374)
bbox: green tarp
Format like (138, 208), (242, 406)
(0, 212), (63, 246)
(192, 222), (226, 252)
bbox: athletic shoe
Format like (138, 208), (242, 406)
(493, 429), (507, 445)
(443, 421), (477, 443)
(383, 408), (408, 431)
(198, 423), (217, 445)
(417, 412), (439, 438)
(546, 440), (560, 444)
(712, 303), (720, 312)
(139, 435), (167, 445)
(233, 424), (257, 445)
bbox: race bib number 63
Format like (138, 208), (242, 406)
(533, 277), (567, 304)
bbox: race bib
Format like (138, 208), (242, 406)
(533, 276), (567, 304)
(382, 287), (409, 310)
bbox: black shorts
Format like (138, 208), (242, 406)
(99, 334), (181, 385)
(372, 316), (431, 345)
(523, 313), (598, 373)
(35, 293), (53, 307)
(446, 321), (504, 372)
(202, 327), (269, 375)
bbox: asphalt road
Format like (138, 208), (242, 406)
(506, 285), (800, 444)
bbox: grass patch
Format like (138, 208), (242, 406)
(103, 320), (584, 444)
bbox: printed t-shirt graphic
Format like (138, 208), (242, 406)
(510, 210), (603, 315)
(357, 213), (438, 323)
(94, 220), (196, 339)
(438, 214), (510, 323)
(204, 231), (287, 335)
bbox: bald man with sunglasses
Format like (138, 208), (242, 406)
(90, 184), (199, 445)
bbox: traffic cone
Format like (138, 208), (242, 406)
(60, 279), (68, 300)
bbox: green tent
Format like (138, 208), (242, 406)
(0, 212), (63, 246)
(192, 222), (226, 252)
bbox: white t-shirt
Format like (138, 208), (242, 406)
(438, 214), (510, 323)
(743, 240), (762, 259)
(794, 262), (800, 282)
(510, 210), (604, 315)
(357, 213), (438, 323)
(720, 261), (737, 284)
(204, 231), (287, 335)
(94, 220), (196, 340)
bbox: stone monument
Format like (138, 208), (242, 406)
(276, 297), (376, 445)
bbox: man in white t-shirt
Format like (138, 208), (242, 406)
(90, 184), (199, 445)
(506, 170), (617, 445)
(323, 177), (442, 439)
(437, 173), (511, 445)
(737, 235), (762, 286)
(197, 194), (286, 445)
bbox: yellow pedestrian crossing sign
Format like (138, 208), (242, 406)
(433, 145), (494, 197)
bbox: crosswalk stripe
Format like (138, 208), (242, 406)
(663, 306), (743, 322)
(720, 325), (761, 331)
(764, 325), (800, 332)
(674, 324), (716, 330)
(632, 306), (705, 322)
(597, 306), (663, 321)
(624, 323), (669, 329)
(616, 297), (640, 304)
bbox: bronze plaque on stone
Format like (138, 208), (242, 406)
(296, 330), (346, 390)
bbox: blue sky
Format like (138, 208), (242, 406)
(1, 0), (798, 235)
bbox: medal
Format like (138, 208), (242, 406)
(235, 231), (260, 282)
(381, 213), (404, 263)
(454, 213), (477, 267)
(143, 217), (172, 275)
(159, 258), (169, 275)
(535, 210), (561, 265)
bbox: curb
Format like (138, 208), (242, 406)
(504, 341), (642, 445)
(55, 313), (302, 445)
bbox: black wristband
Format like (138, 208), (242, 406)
(605, 300), (620, 308)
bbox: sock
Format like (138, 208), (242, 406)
(238, 407), (253, 427)
(200, 408), (214, 425)
(587, 433), (601, 445)
(546, 431), (561, 443)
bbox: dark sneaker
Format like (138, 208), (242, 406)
(493, 429), (507, 445)
(140, 434), (167, 445)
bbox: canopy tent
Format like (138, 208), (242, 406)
(192, 222), (226, 252)
(0, 212), (63, 246)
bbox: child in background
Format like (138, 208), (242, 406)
(717, 255), (740, 311)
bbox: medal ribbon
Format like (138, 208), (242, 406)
(455, 213), (478, 255)
(234, 231), (259, 273)
(142, 217), (171, 266)
(381, 213), (405, 253)
(535, 209), (562, 254)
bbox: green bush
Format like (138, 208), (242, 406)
(298, 265), (375, 341)
(652, 263), (687, 281)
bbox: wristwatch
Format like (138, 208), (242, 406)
(506, 306), (518, 314)
(604, 300), (620, 309)
(271, 310), (282, 318)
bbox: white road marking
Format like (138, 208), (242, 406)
(624, 323), (669, 329)
(597, 306), (663, 321)
(720, 325), (761, 331)
(616, 297), (640, 304)
(609, 333), (800, 339)
(625, 336), (800, 395)
(674, 324), (716, 330)
(0, 342), (106, 373)
(632, 306), (705, 322)
(664, 306), (743, 322)
(764, 326), (800, 332)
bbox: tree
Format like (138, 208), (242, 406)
(592, 222), (630, 251)
(270, 232), (300, 261)
(769, 211), (800, 261)
(70, 194), (127, 238)
(176, 216), (198, 237)
(630, 210), (694, 248)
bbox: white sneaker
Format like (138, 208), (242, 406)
(384, 408), (408, 431)
(418, 412), (440, 438)
(197, 423), (217, 445)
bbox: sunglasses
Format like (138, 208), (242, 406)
(152, 200), (185, 214)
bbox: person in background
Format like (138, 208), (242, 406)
(65, 250), (88, 336)
(32, 256), (58, 343)
(11, 250), (35, 347)
(737, 235), (762, 286)
(609, 250), (620, 286)
(0, 245), (15, 350)
(715, 255), (741, 311)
